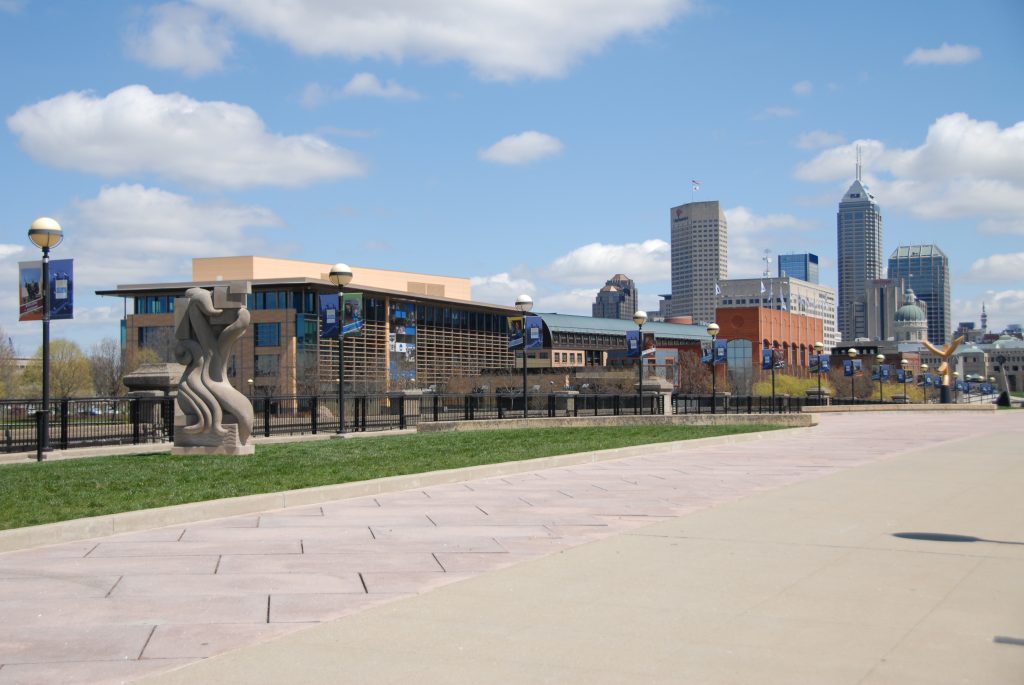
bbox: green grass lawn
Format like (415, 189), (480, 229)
(0, 424), (781, 531)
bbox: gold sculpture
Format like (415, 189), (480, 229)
(921, 335), (965, 388)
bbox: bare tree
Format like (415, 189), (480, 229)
(89, 338), (124, 396)
(0, 329), (17, 399)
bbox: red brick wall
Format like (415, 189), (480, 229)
(714, 307), (825, 369)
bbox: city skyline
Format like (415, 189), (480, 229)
(1, 1), (1021, 353)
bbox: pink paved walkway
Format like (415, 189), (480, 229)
(0, 412), (1016, 684)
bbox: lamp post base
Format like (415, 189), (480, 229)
(940, 386), (952, 404)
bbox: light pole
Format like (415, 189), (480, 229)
(247, 378), (254, 397)
(515, 294), (534, 419)
(707, 322), (720, 414)
(329, 263), (353, 434)
(814, 341), (824, 405)
(920, 363), (929, 403)
(876, 353), (885, 402)
(900, 359), (909, 403)
(28, 217), (63, 458)
(952, 371), (959, 403)
(847, 348), (858, 402)
(633, 310), (648, 415)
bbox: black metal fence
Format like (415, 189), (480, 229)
(4, 389), (939, 455)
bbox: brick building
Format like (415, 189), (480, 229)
(714, 306), (825, 370)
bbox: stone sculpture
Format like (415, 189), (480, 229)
(172, 281), (254, 455)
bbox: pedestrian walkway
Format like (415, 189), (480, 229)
(0, 412), (1020, 684)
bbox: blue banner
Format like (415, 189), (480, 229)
(819, 356), (830, 373)
(880, 364), (891, 381)
(342, 292), (364, 336)
(956, 380), (966, 392)
(319, 293), (339, 339)
(525, 315), (544, 351)
(896, 368), (906, 383)
(844, 359), (862, 377)
(762, 348), (773, 370)
(713, 338), (727, 365)
(18, 258), (73, 321)
(626, 330), (641, 358)
(508, 316), (525, 349)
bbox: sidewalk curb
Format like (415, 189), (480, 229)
(0, 426), (806, 553)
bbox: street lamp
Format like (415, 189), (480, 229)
(515, 294), (534, 419)
(28, 217), (63, 458)
(814, 341), (825, 405)
(247, 378), (254, 397)
(707, 322), (720, 414)
(633, 310), (648, 415)
(920, 363), (929, 403)
(847, 348), (858, 402)
(329, 263), (353, 434)
(952, 371), (959, 403)
(875, 353), (885, 402)
(900, 359), (909, 403)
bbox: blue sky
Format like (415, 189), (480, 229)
(2, 0), (1022, 353)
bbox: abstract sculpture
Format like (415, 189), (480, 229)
(922, 335), (965, 404)
(172, 281), (255, 455)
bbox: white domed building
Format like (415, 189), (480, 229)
(893, 288), (928, 343)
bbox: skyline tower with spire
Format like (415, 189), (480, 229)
(836, 149), (884, 340)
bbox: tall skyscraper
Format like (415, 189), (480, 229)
(670, 200), (727, 324)
(591, 274), (637, 320)
(778, 253), (819, 284)
(888, 244), (951, 344)
(836, 177), (883, 340)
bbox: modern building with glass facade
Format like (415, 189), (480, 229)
(836, 179), (883, 340)
(100, 256), (710, 395)
(887, 244), (950, 345)
(777, 253), (819, 284)
(670, 200), (727, 324)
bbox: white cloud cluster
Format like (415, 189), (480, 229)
(302, 74), (420, 107)
(754, 106), (798, 120)
(469, 273), (536, 306)
(904, 43), (981, 66)
(480, 131), (563, 165)
(127, 2), (233, 76)
(724, 207), (815, 277)
(165, 0), (692, 80)
(970, 253), (1024, 281)
(542, 240), (669, 286)
(7, 85), (365, 189)
(69, 184), (283, 287)
(792, 80), (813, 96)
(796, 130), (845, 150)
(795, 113), (1024, 220)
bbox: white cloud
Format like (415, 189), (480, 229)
(542, 240), (669, 286)
(724, 207), (815, 277)
(470, 273), (536, 306)
(300, 83), (328, 108)
(0, 0), (25, 13)
(127, 2), (233, 76)
(480, 131), (563, 165)
(7, 85), (366, 189)
(794, 114), (1024, 220)
(979, 218), (1024, 235)
(796, 130), (845, 149)
(536, 288), (603, 315)
(68, 184), (283, 287)
(905, 42), (981, 66)
(956, 290), (1024, 333)
(754, 106), (798, 120)
(969, 253), (1024, 281)
(792, 80), (813, 96)
(342, 73), (420, 99)
(187, 0), (692, 81)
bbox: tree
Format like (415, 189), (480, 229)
(89, 338), (125, 396)
(0, 328), (17, 399)
(21, 339), (94, 398)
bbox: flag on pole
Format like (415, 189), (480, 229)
(714, 282), (721, 296)
(691, 180), (701, 192)
(759, 281), (766, 294)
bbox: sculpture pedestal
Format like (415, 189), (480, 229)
(940, 385), (952, 404)
(172, 420), (255, 456)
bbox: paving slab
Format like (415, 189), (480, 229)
(0, 412), (1019, 684)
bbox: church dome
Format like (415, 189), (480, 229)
(894, 288), (926, 323)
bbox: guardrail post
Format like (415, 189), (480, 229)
(547, 394), (554, 418)
(614, 394), (620, 416)
(59, 399), (69, 450)
(310, 396), (318, 434)
(747, 396), (753, 414)
(464, 396), (470, 420)
(399, 396), (406, 430)
(131, 398), (141, 444)
(263, 398), (271, 437)
(165, 397), (175, 443)
(498, 397), (504, 420)
(35, 410), (45, 461)
(433, 395), (439, 422)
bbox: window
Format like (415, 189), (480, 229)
(255, 354), (279, 377)
(255, 322), (281, 347)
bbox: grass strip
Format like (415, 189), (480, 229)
(0, 424), (781, 531)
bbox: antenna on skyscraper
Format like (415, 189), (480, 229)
(855, 145), (862, 182)
(762, 249), (772, 278)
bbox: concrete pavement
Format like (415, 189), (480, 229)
(0, 411), (1020, 684)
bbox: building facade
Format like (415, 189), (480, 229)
(777, 253), (819, 284)
(716, 276), (837, 349)
(591, 274), (638, 320)
(837, 179), (883, 340)
(714, 306), (825, 371)
(670, 200), (727, 324)
(887, 244), (951, 345)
